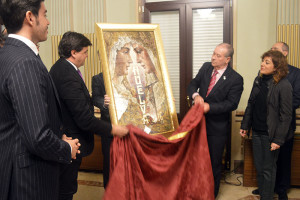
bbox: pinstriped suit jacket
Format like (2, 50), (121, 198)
(0, 38), (72, 200)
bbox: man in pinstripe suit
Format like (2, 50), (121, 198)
(0, 1), (80, 199)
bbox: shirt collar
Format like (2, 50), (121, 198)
(8, 34), (39, 55)
(214, 66), (227, 74)
(66, 59), (79, 71)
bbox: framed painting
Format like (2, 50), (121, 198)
(95, 23), (178, 135)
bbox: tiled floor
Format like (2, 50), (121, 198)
(74, 171), (300, 200)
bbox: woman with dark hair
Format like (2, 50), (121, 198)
(240, 50), (292, 200)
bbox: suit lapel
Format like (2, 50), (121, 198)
(64, 59), (90, 98)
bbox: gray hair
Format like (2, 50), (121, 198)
(280, 42), (289, 54)
(217, 43), (234, 58)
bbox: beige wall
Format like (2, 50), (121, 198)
(106, 0), (137, 23)
(236, 0), (277, 110)
(231, 0), (277, 169)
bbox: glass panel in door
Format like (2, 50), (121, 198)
(150, 11), (180, 112)
(192, 8), (223, 77)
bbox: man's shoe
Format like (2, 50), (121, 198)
(252, 189), (259, 195)
(278, 192), (288, 200)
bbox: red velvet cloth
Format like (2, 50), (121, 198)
(104, 103), (214, 200)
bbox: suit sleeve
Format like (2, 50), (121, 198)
(57, 74), (112, 136)
(187, 64), (205, 98)
(8, 59), (71, 164)
(272, 81), (293, 145)
(240, 78), (258, 131)
(92, 75), (104, 109)
(292, 69), (300, 109)
(92, 74), (110, 122)
(208, 74), (244, 114)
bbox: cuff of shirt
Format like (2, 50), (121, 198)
(192, 93), (199, 100)
(103, 104), (108, 110)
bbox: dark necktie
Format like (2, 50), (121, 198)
(77, 69), (84, 82)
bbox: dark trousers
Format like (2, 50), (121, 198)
(252, 132), (279, 200)
(275, 137), (294, 194)
(207, 135), (227, 198)
(59, 156), (82, 200)
(101, 136), (113, 188)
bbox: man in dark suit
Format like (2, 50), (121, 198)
(50, 31), (129, 200)
(188, 43), (244, 198)
(0, 1), (80, 200)
(92, 73), (112, 189)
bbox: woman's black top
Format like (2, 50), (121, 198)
(252, 74), (273, 135)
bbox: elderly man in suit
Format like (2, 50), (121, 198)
(0, 1), (80, 200)
(50, 31), (129, 200)
(188, 43), (244, 198)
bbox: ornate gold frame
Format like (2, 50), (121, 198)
(95, 23), (178, 135)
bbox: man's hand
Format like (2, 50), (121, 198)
(203, 102), (210, 113)
(111, 125), (129, 138)
(62, 134), (72, 140)
(103, 94), (110, 108)
(194, 95), (204, 105)
(62, 135), (81, 159)
(270, 143), (280, 151)
(239, 129), (248, 137)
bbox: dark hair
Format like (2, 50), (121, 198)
(58, 31), (92, 58)
(261, 50), (288, 84)
(217, 43), (234, 58)
(0, 0), (44, 34)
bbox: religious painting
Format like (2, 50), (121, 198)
(95, 23), (178, 135)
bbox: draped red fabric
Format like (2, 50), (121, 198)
(103, 103), (214, 200)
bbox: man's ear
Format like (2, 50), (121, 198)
(24, 11), (35, 26)
(71, 50), (77, 57)
(282, 51), (288, 57)
(226, 56), (231, 64)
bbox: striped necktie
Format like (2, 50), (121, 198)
(206, 70), (218, 97)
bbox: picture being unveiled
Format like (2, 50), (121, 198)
(96, 24), (178, 135)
